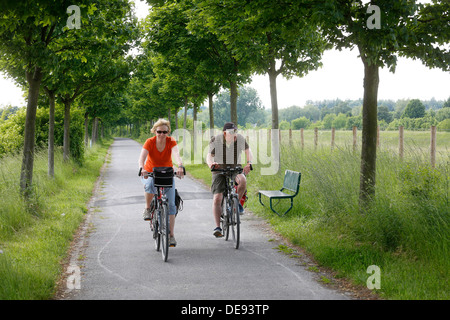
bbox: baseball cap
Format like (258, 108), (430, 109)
(223, 122), (237, 131)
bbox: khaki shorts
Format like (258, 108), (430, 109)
(211, 172), (239, 194)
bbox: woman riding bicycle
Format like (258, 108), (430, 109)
(206, 122), (253, 238)
(138, 118), (184, 247)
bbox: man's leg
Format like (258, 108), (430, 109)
(235, 174), (247, 202)
(212, 192), (223, 228)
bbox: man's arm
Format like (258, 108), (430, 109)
(207, 136), (218, 169)
(206, 152), (217, 169)
(243, 147), (253, 174)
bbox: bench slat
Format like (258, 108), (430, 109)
(258, 190), (291, 198)
(283, 170), (301, 193)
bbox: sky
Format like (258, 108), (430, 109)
(1, 0), (449, 110)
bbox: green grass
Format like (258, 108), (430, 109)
(0, 140), (112, 299)
(185, 129), (449, 300)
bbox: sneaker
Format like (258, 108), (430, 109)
(213, 227), (223, 238)
(169, 236), (177, 247)
(238, 204), (244, 214)
(143, 208), (152, 221)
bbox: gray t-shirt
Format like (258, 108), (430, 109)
(209, 133), (249, 168)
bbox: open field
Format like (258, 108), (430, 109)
(184, 129), (449, 299)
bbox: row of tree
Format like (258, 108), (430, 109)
(1, 0), (449, 210)
(136, 0), (449, 209)
(0, 0), (139, 197)
(191, 92), (450, 130)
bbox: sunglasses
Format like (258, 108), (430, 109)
(156, 130), (168, 134)
(225, 129), (237, 134)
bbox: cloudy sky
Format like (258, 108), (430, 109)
(1, 0), (448, 109)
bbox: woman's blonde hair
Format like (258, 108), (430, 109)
(151, 118), (171, 134)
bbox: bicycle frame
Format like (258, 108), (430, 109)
(139, 167), (178, 262)
(212, 166), (243, 249)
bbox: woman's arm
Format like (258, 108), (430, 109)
(139, 148), (149, 174)
(172, 145), (185, 178)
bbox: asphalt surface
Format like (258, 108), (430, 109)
(61, 138), (350, 300)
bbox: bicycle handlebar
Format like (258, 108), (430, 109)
(138, 166), (186, 177)
(210, 164), (252, 173)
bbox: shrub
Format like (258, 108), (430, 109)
(291, 116), (310, 129)
(437, 119), (450, 130)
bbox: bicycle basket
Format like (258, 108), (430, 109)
(153, 167), (174, 187)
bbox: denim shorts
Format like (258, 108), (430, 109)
(141, 176), (176, 215)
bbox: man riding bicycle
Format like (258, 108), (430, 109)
(206, 122), (253, 238)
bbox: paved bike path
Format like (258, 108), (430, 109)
(61, 138), (350, 300)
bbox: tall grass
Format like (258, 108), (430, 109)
(0, 141), (111, 299)
(186, 129), (449, 300)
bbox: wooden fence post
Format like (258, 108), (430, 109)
(289, 128), (292, 146)
(399, 126), (404, 160)
(352, 126), (357, 152)
(377, 125), (380, 147)
(331, 127), (335, 151)
(301, 128), (304, 149)
(431, 125), (436, 168)
(314, 127), (318, 150)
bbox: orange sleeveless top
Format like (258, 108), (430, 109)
(143, 136), (177, 172)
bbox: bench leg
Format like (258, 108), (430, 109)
(258, 193), (264, 207)
(260, 195), (294, 217)
(270, 198), (293, 216)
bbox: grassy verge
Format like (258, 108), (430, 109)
(185, 130), (449, 300)
(0, 139), (112, 299)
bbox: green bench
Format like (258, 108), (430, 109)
(258, 170), (302, 216)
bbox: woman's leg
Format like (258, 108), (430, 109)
(165, 178), (176, 236)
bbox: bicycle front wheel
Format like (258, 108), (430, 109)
(160, 202), (170, 262)
(230, 197), (240, 249)
(150, 197), (160, 251)
(152, 212), (160, 251)
(221, 196), (229, 241)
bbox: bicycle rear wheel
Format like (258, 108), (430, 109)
(160, 202), (170, 262)
(229, 197), (240, 249)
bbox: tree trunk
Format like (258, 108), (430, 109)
(268, 59), (279, 130)
(63, 100), (71, 162)
(359, 57), (379, 209)
(268, 58), (280, 172)
(183, 98), (188, 130)
(193, 103), (198, 156)
(168, 107), (171, 124)
(84, 112), (89, 148)
(20, 67), (43, 196)
(92, 117), (99, 144)
(208, 92), (214, 138)
(47, 89), (55, 177)
(174, 107), (179, 129)
(208, 92), (214, 129)
(229, 80), (238, 125)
